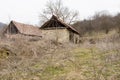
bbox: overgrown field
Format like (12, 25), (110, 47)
(0, 32), (120, 80)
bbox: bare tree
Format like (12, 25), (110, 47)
(39, 0), (79, 25)
(114, 13), (120, 33)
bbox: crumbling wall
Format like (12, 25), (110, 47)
(69, 31), (80, 44)
(4, 23), (19, 34)
(41, 29), (69, 43)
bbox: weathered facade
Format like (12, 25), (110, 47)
(40, 15), (80, 43)
(4, 21), (42, 37)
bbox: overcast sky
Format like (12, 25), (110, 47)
(0, 0), (120, 25)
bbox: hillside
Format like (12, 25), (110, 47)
(0, 30), (120, 80)
(0, 22), (6, 29)
(72, 13), (120, 36)
(0, 22), (7, 36)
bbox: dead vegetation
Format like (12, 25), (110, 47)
(0, 30), (120, 80)
(73, 11), (120, 36)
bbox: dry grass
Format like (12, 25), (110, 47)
(0, 32), (120, 80)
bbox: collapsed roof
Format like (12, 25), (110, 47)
(40, 15), (80, 34)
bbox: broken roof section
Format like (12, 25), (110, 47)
(40, 15), (80, 34)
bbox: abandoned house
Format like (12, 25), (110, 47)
(4, 21), (41, 38)
(40, 15), (80, 43)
